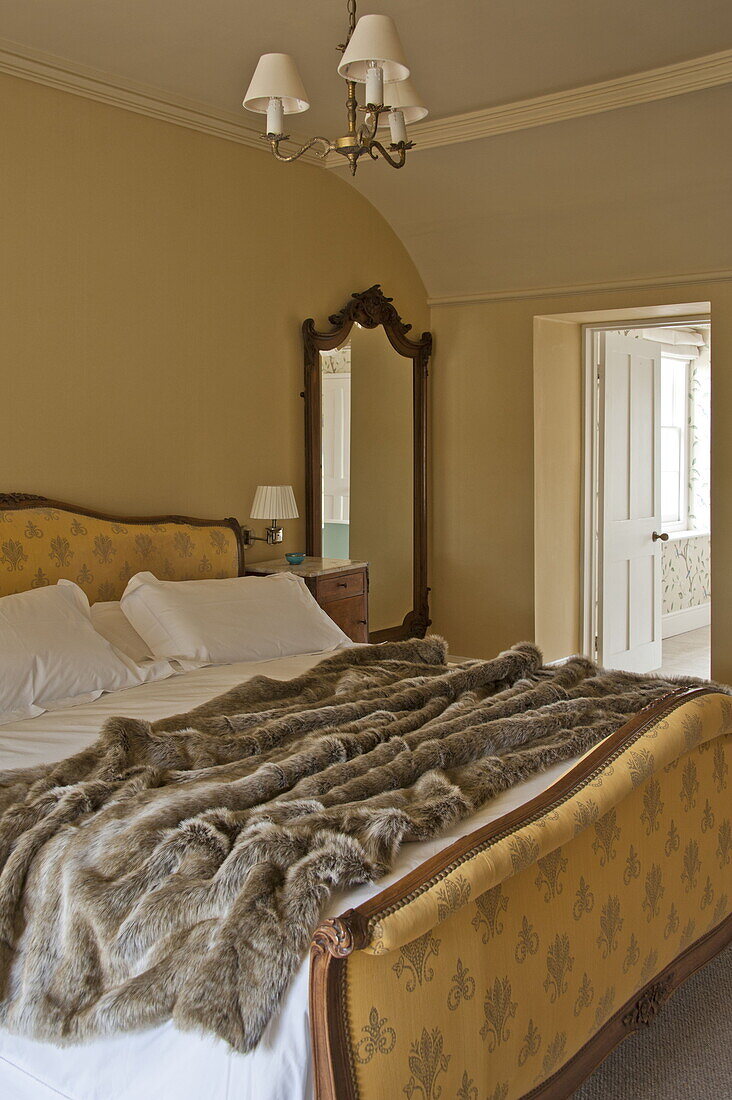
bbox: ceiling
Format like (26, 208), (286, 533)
(349, 82), (732, 300)
(1, 0), (730, 129)
(1, 0), (731, 297)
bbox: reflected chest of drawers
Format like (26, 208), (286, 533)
(245, 557), (369, 643)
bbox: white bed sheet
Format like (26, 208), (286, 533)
(0, 652), (580, 1100)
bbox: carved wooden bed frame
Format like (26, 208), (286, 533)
(1, 493), (729, 1099)
(309, 687), (732, 1099)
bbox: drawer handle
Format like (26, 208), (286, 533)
(358, 619), (367, 624)
(337, 581), (348, 587)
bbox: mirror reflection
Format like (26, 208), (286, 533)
(319, 323), (413, 634)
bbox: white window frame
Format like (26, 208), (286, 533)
(660, 353), (691, 534)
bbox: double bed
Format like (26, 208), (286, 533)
(0, 494), (729, 1100)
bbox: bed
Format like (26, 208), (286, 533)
(0, 494), (729, 1100)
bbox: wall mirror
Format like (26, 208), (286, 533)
(303, 285), (432, 641)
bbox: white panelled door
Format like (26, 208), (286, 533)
(600, 332), (663, 672)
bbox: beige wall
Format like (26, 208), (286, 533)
(430, 282), (732, 685)
(349, 325), (413, 633)
(5, 72), (731, 683)
(533, 318), (583, 661)
(0, 73), (428, 566)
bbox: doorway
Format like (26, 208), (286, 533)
(583, 319), (711, 676)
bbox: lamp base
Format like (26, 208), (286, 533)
(242, 524), (284, 548)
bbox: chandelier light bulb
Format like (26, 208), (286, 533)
(267, 97), (284, 135)
(388, 108), (407, 144)
(365, 62), (384, 107)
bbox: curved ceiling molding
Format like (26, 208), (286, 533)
(0, 36), (324, 165)
(427, 269), (732, 308)
(1, 35), (730, 169)
(328, 48), (732, 162)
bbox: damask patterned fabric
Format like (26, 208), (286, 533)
(343, 692), (732, 1100)
(0, 508), (240, 602)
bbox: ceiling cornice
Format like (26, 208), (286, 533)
(427, 268), (732, 308)
(1, 37), (730, 168)
(0, 37), (325, 164)
(329, 47), (732, 163)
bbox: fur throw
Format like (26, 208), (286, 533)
(0, 638), (717, 1052)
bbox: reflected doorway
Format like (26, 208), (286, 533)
(320, 343), (351, 560)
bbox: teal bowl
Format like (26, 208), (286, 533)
(285, 552), (306, 565)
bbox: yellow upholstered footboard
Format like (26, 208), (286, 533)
(310, 689), (732, 1100)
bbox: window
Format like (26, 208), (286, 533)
(660, 356), (690, 530)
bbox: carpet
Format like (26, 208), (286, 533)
(576, 945), (732, 1098)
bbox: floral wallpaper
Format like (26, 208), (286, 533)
(320, 344), (351, 374)
(688, 344), (711, 533)
(662, 534), (710, 614)
(662, 337), (711, 615)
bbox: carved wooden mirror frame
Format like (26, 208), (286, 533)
(303, 285), (432, 641)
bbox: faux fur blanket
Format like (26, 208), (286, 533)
(0, 638), (716, 1052)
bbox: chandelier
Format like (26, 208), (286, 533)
(242, 0), (427, 175)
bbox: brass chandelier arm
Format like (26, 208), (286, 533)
(264, 135), (333, 162)
(355, 103), (390, 147)
(367, 139), (412, 169)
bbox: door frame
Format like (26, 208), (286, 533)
(581, 313), (711, 662)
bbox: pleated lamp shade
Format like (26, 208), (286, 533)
(337, 15), (410, 83)
(242, 53), (310, 114)
(250, 485), (299, 520)
(378, 78), (429, 125)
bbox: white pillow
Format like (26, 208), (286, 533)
(90, 601), (178, 683)
(120, 571), (351, 665)
(0, 581), (145, 724)
(90, 601), (156, 665)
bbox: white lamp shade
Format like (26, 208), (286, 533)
(242, 53), (310, 114)
(337, 15), (410, 84)
(378, 78), (428, 125)
(250, 485), (299, 520)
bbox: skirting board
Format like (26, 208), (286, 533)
(662, 603), (711, 639)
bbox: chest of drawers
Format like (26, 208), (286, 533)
(245, 557), (369, 643)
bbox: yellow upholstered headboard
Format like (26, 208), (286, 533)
(0, 493), (245, 602)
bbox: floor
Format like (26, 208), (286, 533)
(657, 626), (711, 678)
(575, 945), (732, 1099)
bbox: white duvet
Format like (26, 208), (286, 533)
(0, 652), (580, 1100)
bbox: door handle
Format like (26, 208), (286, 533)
(652, 531), (670, 542)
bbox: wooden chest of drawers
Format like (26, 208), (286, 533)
(245, 557), (369, 643)
(304, 567), (368, 643)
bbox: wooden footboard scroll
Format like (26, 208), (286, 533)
(310, 687), (732, 1100)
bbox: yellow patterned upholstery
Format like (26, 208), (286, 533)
(343, 692), (732, 1100)
(0, 504), (241, 603)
